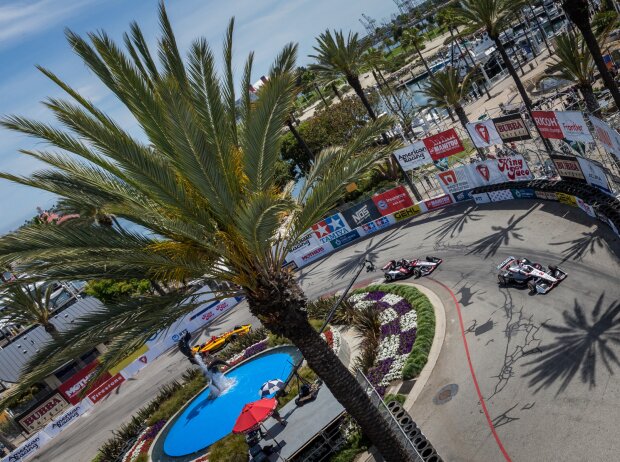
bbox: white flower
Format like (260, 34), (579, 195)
(380, 294), (404, 306)
(376, 334), (400, 361)
(348, 293), (369, 304)
(399, 310), (418, 332)
(378, 308), (397, 325)
(352, 300), (377, 311)
(379, 354), (410, 386)
(331, 329), (342, 354)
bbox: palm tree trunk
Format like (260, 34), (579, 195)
(248, 276), (415, 462)
(580, 83), (600, 114)
(346, 75), (389, 144)
(447, 107), (457, 123)
(415, 44), (433, 77)
(286, 119), (314, 160)
(492, 36), (554, 153)
(313, 83), (329, 107)
(330, 83), (343, 102)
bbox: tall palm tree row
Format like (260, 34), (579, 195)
(0, 6), (412, 461)
(0, 283), (59, 336)
(562, 0), (620, 110)
(544, 32), (600, 114)
(421, 66), (472, 128)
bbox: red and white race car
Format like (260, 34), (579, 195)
(382, 256), (443, 281)
(497, 256), (567, 294)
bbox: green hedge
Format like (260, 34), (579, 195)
(352, 284), (435, 381)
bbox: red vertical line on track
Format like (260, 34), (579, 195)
(430, 277), (513, 462)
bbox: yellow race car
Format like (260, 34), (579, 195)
(191, 324), (251, 354)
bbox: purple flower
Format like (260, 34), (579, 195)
(392, 300), (412, 315)
(380, 319), (401, 337)
(243, 339), (269, 358)
(364, 291), (386, 301)
(367, 358), (394, 387)
(143, 420), (167, 441)
(373, 301), (392, 312)
(398, 329), (417, 354)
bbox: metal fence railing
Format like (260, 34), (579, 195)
(355, 370), (424, 462)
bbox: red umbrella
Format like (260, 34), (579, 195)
(232, 398), (278, 434)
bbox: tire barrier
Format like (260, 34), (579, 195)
(399, 415), (413, 427)
(386, 401), (401, 413)
(386, 402), (443, 461)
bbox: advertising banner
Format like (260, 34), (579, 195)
(436, 166), (476, 195)
(453, 189), (474, 202)
(532, 111), (564, 139)
(329, 230), (361, 250)
(296, 246), (328, 266)
(469, 160), (504, 186)
(41, 401), (92, 439)
(18, 394), (69, 433)
(393, 141), (433, 170)
(576, 197), (596, 217)
(466, 120), (503, 148)
(372, 186), (414, 216)
(488, 189), (514, 202)
(511, 188), (536, 199)
(287, 231), (321, 260)
(550, 154), (587, 182)
(423, 128), (465, 160)
(87, 373), (125, 404)
(393, 205), (421, 222)
(589, 115), (620, 156)
(1, 432), (51, 462)
(473, 192), (491, 204)
(496, 155), (534, 182)
(493, 114), (532, 142)
(556, 192), (578, 207)
(360, 216), (395, 235)
(58, 361), (111, 405)
(535, 190), (557, 201)
(311, 213), (351, 244)
(424, 195), (454, 211)
(341, 199), (382, 229)
(576, 156), (611, 194)
(555, 111), (593, 142)
(108, 345), (148, 376)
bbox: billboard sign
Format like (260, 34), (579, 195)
(361, 216), (394, 235)
(424, 195), (454, 211)
(550, 154), (587, 182)
(576, 156), (611, 193)
(341, 199), (382, 228)
(58, 361), (111, 405)
(423, 128), (465, 160)
(589, 115), (620, 156)
(436, 166), (476, 195)
(555, 111), (593, 142)
(18, 394), (69, 433)
(372, 186), (414, 216)
(393, 205), (421, 222)
(466, 119), (503, 148)
(496, 155), (533, 181)
(532, 111), (564, 139)
(330, 230), (361, 249)
(311, 213), (351, 243)
(393, 141), (433, 170)
(87, 373), (126, 404)
(493, 114), (532, 142)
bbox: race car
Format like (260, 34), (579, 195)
(497, 256), (567, 294)
(192, 324), (252, 354)
(382, 256), (443, 281)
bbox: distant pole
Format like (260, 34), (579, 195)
(394, 154), (422, 201)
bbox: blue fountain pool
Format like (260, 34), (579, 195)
(162, 347), (299, 457)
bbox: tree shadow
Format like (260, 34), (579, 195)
(426, 206), (484, 242)
(456, 282), (486, 307)
(523, 294), (620, 395)
(466, 205), (538, 259)
(549, 227), (613, 263)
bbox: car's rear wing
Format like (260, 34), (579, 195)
(497, 256), (517, 270)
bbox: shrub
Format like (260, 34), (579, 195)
(209, 434), (249, 462)
(383, 393), (406, 406)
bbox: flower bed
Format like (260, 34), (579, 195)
(349, 285), (435, 396)
(122, 420), (166, 462)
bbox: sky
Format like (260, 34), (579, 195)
(0, 0), (399, 234)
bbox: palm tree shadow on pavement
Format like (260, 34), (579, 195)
(427, 205), (484, 243)
(523, 293), (620, 395)
(550, 227), (620, 263)
(467, 205), (538, 259)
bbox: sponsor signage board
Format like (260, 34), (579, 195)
(470, 160), (503, 185)
(361, 216), (394, 235)
(576, 156), (611, 194)
(311, 213), (351, 243)
(466, 120), (503, 148)
(589, 115), (620, 156)
(488, 189), (514, 202)
(108, 345), (148, 376)
(556, 192), (578, 207)
(287, 231), (321, 258)
(87, 373), (125, 404)
(372, 186), (414, 216)
(453, 189), (474, 202)
(576, 197), (596, 217)
(473, 192), (491, 204)
(58, 361), (111, 405)
(550, 154), (587, 182)
(496, 155), (533, 181)
(532, 111), (564, 139)
(18, 394), (69, 433)
(436, 166), (475, 195)
(42, 401), (92, 439)
(423, 128), (465, 160)
(330, 230), (361, 249)
(297, 246), (327, 266)
(424, 195), (453, 211)
(341, 199), (382, 228)
(1, 432), (51, 462)
(511, 188), (536, 199)
(535, 190), (557, 201)
(555, 111), (593, 142)
(393, 141), (433, 170)
(393, 205), (421, 222)
(492, 114), (531, 142)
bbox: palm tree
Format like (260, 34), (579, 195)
(0, 7), (411, 461)
(309, 30), (377, 120)
(0, 283), (59, 336)
(452, 0), (553, 152)
(562, 0), (620, 110)
(401, 27), (433, 76)
(421, 67), (472, 127)
(543, 32), (600, 114)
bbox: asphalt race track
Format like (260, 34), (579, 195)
(34, 200), (620, 462)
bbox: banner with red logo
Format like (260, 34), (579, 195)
(311, 213), (351, 244)
(492, 114), (532, 142)
(469, 160), (504, 185)
(423, 128), (465, 160)
(466, 120), (503, 148)
(424, 195), (454, 211)
(87, 373), (126, 404)
(589, 115), (620, 156)
(436, 166), (476, 195)
(555, 111), (593, 142)
(550, 154), (586, 182)
(532, 111), (564, 139)
(372, 186), (414, 216)
(58, 361), (111, 405)
(496, 155), (533, 181)
(393, 141), (433, 170)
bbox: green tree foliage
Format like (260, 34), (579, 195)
(84, 278), (151, 303)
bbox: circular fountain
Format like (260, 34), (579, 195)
(151, 345), (301, 461)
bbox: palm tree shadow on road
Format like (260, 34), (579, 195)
(426, 205), (484, 242)
(549, 227), (620, 263)
(467, 205), (539, 259)
(523, 293), (620, 395)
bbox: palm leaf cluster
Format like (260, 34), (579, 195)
(0, 5), (393, 401)
(0, 283), (57, 334)
(545, 32), (595, 87)
(452, 0), (524, 38)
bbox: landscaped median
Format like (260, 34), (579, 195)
(348, 284), (435, 396)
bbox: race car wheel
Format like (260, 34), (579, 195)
(385, 274), (393, 282)
(527, 281), (537, 294)
(413, 268), (422, 279)
(548, 264), (558, 272)
(426, 256), (434, 262)
(498, 274), (508, 286)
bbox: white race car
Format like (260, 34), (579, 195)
(497, 256), (567, 294)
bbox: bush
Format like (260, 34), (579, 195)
(220, 327), (269, 360)
(383, 393), (406, 406)
(209, 434), (248, 462)
(145, 374), (206, 425)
